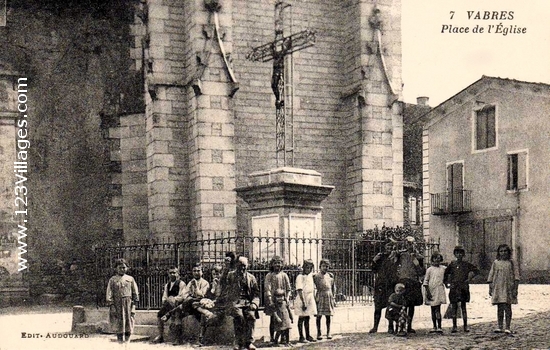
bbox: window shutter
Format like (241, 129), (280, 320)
(518, 152), (527, 189)
(476, 110), (487, 149)
(486, 107), (496, 148)
(409, 197), (417, 225)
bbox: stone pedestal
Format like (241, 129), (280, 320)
(236, 167), (333, 264)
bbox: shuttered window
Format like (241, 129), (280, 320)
(507, 152), (528, 191)
(475, 105), (496, 150)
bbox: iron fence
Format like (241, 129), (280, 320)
(94, 231), (439, 310)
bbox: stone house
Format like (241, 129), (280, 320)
(403, 97), (430, 231)
(421, 76), (550, 282)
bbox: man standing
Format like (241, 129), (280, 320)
(151, 266), (188, 344)
(225, 256), (260, 350)
(396, 236), (425, 333)
(369, 242), (399, 333)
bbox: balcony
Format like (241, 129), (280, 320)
(430, 190), (472, 215)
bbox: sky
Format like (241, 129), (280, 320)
(401, 0), (550, 106)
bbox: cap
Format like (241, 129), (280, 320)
(453, 245), (466, 253)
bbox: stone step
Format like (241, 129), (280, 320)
(134, 324), (157, 338)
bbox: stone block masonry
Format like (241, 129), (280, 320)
(117, 0), (403, 242)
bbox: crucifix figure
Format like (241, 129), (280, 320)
(247, 1), (315, 167)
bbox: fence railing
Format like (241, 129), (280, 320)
(94, 231), (440, 310)
(431, 190), (472, 215)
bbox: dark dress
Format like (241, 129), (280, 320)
(397, 252), (425, 307)
(443, 261), (479, 303)
(372, 253), (398, 309)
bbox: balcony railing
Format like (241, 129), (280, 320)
(430, 190), (472, 215)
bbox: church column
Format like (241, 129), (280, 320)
(343, 1), (403, 232)
(186, 0), (238, 238)
(144, 0), (190, 241)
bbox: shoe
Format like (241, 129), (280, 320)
(151, 336), (164, 343)
(429, 328), (437, 333)
(368, 328), (377, 334)
(298, 337), (307, 343)
(326, 334), (332, 339)
(407, 328), (416, 334)
(248, 344), (257, 350)
(451, 327), (457, 333)
(396, 331), (407, 337)
(317, 336), (323, 340)
(436, 328), (443, 333)
(306, 336), (316, 342)
(504, 329), (512, 335)
(494, 329), (503, 333)
(387, 328), (395, 334)
(463, 327), (470, 333)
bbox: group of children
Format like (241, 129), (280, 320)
(106, 243), (520, 345)
(380, 243), (520, 337)
(264, 256), (335, 347)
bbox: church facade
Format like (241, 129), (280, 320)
(108, 0), (405, 243)
(0, 0), (404, 271)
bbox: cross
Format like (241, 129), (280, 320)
(247, 1), (315, 167)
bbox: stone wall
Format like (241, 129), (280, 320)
(0, 1), (142, 263)
(133, 0), (403, 241)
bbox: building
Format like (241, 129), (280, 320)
(403, 97), (430, 231)
(422, 76), (550, 282)
(106, 0), (405, 244)
(0, 0), (405, 271)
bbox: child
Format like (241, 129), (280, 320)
(295, 259), (317, 343)
(264, 255), (291, 344)
(423, 252), (447, 333)
(152, 266), (187, 344)
(385, 283), (408, 337)
(443, 245), (479, 333)
(207, 264), (223, 300)
(195, 264), (224, 346)
(487, 244), (520, 334)
(313, 258), (335, 340)
(106, 258), (139, 343)
(272, 288), (294, 346)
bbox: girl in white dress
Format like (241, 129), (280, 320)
(295, 259), (317, 343)
(423, 252), (447, 333)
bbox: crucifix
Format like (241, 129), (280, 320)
(247, 1), (315, 167)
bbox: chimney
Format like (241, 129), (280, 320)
(416, 96), (429, 106)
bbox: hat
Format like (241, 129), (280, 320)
(405, 236), (415, 243)
(453, 245), (465, 253)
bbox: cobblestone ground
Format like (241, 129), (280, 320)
(295, 310), (550, 350)
(1, 286), (549, 350)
